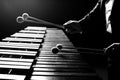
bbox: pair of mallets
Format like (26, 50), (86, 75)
(16, 13), (120, 55)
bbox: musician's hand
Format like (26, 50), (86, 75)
(63, 20), (83, 34)
(104, 43), (120, 54)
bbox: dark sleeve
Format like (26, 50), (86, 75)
(79, 0), (106, 36)
(78, 0), (107, 47)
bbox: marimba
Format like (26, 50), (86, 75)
(0, 26), (102, 80)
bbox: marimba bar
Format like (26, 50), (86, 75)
(0, 42), (40, 50)
(0, 26), (102, 80)
(0, 74), (25, 80)
(19, 30), (46, 34)
(11, 33), (45, 39)
(3, 37), (43, 43)
(25, 26), (47, 31)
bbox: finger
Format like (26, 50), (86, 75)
(65, 28), (82, 34)
(65, 28), (71, 33)
(70, 31), (82, 34)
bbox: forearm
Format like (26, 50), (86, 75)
(78, 0), (101, 23)
(77, 0), (102, 34)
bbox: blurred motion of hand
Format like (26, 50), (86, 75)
(63, 20), (83, 34)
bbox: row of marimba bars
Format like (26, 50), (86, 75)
(0, 26), (101, 80)
(30, 28), (101, 80)
(0, 26), (46, 80)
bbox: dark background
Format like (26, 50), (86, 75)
(0, 0), (97, 40)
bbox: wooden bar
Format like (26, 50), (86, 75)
(33, 64), (88, 68)
(33, 67), (93, 72)
(36, 61), (87, 65)
(3, 37), (43, 43)
(25, 26), (47, 31)
(44, 38), (70, 42)
(0, 42), (40, 50)
(0, 58), (33, 62)
(36, 58), (83, 62)
(0, 51), (36, 56)
(0, 61), (31, 66)
(11, 33), (45, 39)
(32, 72), (97, 76)
(37, 56), (82, 60)
(31, 76), (100, 80)
(38, 54), (80, 57)
(0, 74), (25, 80)
(39, 51), (80, 55)
(0, 42), (40, 47)
(43, 42), (73, 46)
(0, 45), (39, 50)
(20, 30), (46, 34)
(0, 49), (37, 54)
(0, 65), (30, 69)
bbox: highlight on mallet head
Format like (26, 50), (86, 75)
(56, 44), (63, 50)
(22, 13), (29, 20)
(16, 16), (24, 23)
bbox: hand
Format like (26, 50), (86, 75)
(104, 43), (120, 54)
(63, 20), (83, 34)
